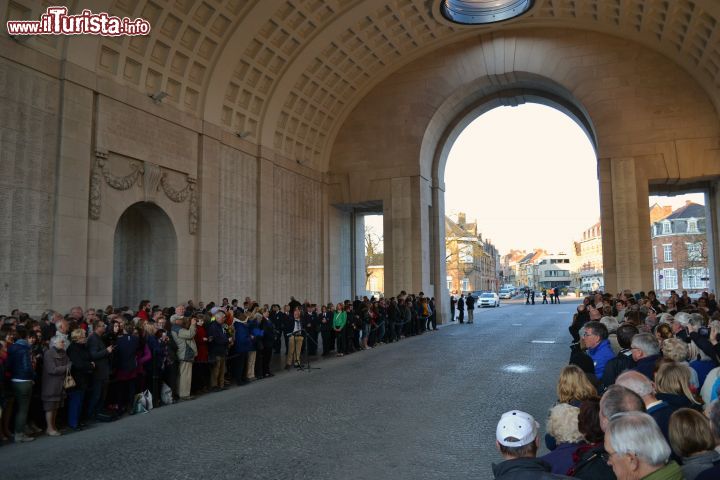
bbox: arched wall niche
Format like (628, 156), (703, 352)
(85, 154), (196, 309)
(113, 201), (177, 309)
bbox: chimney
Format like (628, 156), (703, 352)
(458, 212), (466, 226)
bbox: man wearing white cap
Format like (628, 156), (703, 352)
(493, 410), (573, 479)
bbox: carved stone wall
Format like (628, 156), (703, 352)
(0, 58), (59, 314)
(273, 167), (323, 303)
(217, 145), (257, 298)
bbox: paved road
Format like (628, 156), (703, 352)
(1, 301), (579, 480)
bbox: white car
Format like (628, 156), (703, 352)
(478, 292), (500, 307)
(499, 289), (513, 299)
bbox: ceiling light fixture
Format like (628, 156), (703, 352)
(440, 0), (533, 25)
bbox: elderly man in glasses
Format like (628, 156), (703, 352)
(582, 321), (615, 379)
(604, 412), (682, 480)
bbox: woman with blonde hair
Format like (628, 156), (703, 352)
(663, 338), (699, 392)
(539, 403), (586, 474)
(668, 408), (720, 480)
(556, 365), (598, 406)
(655, 323), (673, 342)
(655, 362), (703, 411)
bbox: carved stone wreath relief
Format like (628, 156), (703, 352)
(89, 150), (198, 234)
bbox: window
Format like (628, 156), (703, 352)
(368, 277), (377, 291)
(687, 242), (702, 261)
(446, 276), (453, 291)
(459, 244), (473, 263)
(461, 278), (469, 291)
(662, 268), (678, 290)
(662, 221), (671, 234)
(687, 218), (698, 233)
(544, 270), (570, 277)
(683, 267), (709, 289)
(653, 246), (657, 264)
(663, 244), (672, 262)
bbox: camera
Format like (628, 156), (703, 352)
(699, 326), (710, 337)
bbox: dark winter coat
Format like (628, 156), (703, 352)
(207, 321), (229, 360)
(87, 332), (111, 381)
(601, 349), (636, 389)
(7, 339), (33, 381)
(67, 341), (93, 391)
(232, 320), (254, 353)
(492, 457), (573, 480)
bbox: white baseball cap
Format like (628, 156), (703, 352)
(496, 410), (539, 447)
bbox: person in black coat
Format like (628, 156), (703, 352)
(113, 322), (140, 414)
(600, 324), (638, 390)
(318, 304), (333, 356)
(87, 321), (114, 418)
(207, 312), (229, 390)
(304, 305), (320, 356)
(66, 329), (93, 429)
(279, 305), (292, 355)
(270, 305), (283, 354)
(259, 309), (276, 377)
(457, 295), (465, 324)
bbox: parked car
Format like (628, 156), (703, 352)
(478, 292), (500, 307)
(499, 289), (514, 299)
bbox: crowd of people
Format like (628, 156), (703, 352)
(0, 291), (438, 443)
(493, 289), (720, 480)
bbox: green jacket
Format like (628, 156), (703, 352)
(333, 311), (347, 330)
(641, 461), (683, 480)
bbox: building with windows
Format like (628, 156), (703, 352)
(651, 202), (709, 297)
(500, 249), (527, 289)
(576, 222), (604, 292)
(534, 254), (573, 290)
(515, 249), (547, 290)
(445, 213), (499, 294)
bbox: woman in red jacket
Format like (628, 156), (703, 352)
(192, 314), (210, 394)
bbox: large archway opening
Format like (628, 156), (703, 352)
(113, 202), (178, 309)
(440, 101), (599, 304)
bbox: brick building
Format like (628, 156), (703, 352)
(445, 213), (499, 294)
(651, 202), (709, 297)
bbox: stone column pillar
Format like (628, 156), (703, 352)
(381, 176), (428, 297)
(51, 81), (94, 312)
(600, 157), (652, 293)
(256, 157), (275, 304)
(431, 183), (450, 323)
(196, 133), (221, 303)
(707, 183), (720, 295)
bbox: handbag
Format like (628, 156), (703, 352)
(63, 366), (76, 390)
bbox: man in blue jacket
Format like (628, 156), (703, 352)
(582, 321), (614, 379)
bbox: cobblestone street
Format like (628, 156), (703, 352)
(2, 301), (577, 480)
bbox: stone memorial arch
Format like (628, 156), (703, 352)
(2, 0), (720, 317)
